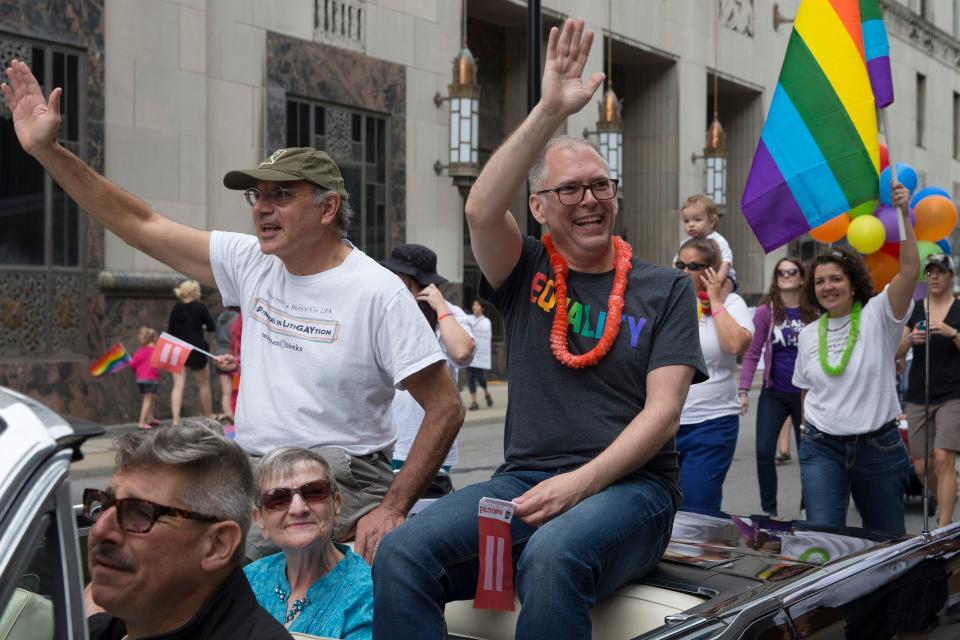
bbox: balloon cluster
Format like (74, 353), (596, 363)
(808, 144), (957, 292)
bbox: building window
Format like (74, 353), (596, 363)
(916, 73), (926, 149)
(954, 92), (960, 160)
(0, 40), (83, 267)
(286, 97), (389, 261)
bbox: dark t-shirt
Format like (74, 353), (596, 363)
(167, 300), (215, 351)
(770, 306), (805, 393)
(905, 300), (960, 404)
(87, 567), (292, 639)
(480, 236), (707, 503)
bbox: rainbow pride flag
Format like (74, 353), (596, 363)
(741, 0), (894, 252)
(89, 343), (131, 377)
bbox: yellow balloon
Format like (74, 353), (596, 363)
(846, 215), (886, 254)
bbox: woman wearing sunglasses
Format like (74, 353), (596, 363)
(243, 447), (373, 638)
(792, 184), (917, 535)
(675, 237), (754, 514)
(739, 258), (819, 518)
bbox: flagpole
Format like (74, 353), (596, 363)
(879, 108), (906, 241)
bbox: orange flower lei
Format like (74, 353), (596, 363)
(542, 234), (633, 369)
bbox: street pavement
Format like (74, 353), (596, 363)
(69, 379), (947, 534)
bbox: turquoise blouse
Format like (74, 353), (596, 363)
(244, 544), (373, 639)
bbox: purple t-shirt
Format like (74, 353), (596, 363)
(770, 307), (804, 393)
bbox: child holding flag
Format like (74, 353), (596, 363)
(130, 327), (160, 429)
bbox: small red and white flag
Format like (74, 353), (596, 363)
(473, 497), (516, 611)
(149, 332), (209, 374)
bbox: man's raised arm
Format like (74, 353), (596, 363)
(3, 60), (214, 285)
(464, 18), (604, 289)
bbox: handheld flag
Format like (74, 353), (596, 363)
(89, 343), (131, 377)
(150, 332), (196, 374)
(474, 497), (516, 611)
(741, 0), (894, 252)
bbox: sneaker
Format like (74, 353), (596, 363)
(775, 452), (792, 465)
(468, 402), (479, 411)
(485, 394), (493, 408)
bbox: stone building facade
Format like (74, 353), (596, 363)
(1, 0), (957, 421)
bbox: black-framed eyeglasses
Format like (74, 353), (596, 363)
(675, 260), (708, 272)
(82, 488), (223, 534)
(777, 267), (800, 278)
(534, 178), (619, 206)
(242, 186), (308, 207)
(257, 480), (333, 511)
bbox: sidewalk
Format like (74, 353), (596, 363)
(71, 381), (509, 477)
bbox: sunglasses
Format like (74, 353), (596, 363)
(777, 267), (800, 278)
(82, 488), (222, 534)
(257, 480), (333, 511)
(675, 260), (708, 272)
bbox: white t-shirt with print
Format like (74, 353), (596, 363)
(391, 301), (474, 466)
(680, 292), (754, 424)
(210, 231), (445, 456)
(466, 315), (492, 370)
(675, 231), (736, 280)
(793, 286), (912, 435)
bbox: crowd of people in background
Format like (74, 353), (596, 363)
(6, 15), (960, 639)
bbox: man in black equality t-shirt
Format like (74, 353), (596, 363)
(82, 422), (291, 639)
(373, 18), (707, 638)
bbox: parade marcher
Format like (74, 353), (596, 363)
(129, 327), (160, 430)
(82, 423), (292, 639)
(2, 60), (463, 561)
(213, 307), (240, 422)
(382, 244), (475, 495)
(167, 279), (216, 425)
(897, 253), (960, 527)
(245, 448), (373, 639)
(373, 19), (706, 638)
(676, 237), (753, 514)
(739, 258), (819, 517)
(465, 299), (494, 410)
(792, 184), (918, 535)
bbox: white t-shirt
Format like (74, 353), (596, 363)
(466, 315), (492, 370)
(675, 231), (736, 280)
(793, 286), (912, 435)
(680, 292), (753, 424)
(392, 300), (474, 466)
(210, 231), (445, 456)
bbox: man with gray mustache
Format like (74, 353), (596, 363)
(81, 420), (292, 639)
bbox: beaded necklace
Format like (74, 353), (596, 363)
(542, 234), (633, 368)
(817, 301), (862, 376)
(275, 584), (308, 624)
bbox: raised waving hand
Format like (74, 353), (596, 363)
(2, 59), (62, 155)
(539, 18), (606, 118)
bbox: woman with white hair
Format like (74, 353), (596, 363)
(167, 279), (216, 425)
(244, 447), (373, 638)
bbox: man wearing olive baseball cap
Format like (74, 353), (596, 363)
(3, 56), (464, 564)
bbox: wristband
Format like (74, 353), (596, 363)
(437, 312), (453, 321)
(713, 305), (727, 317)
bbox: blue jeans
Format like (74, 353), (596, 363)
(372, 469), (676, 639)
(756, 388), (802, 514)
(799, 422), (912, 535)
(676, 414), (740, 514)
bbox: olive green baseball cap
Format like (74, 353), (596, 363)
(222, 147), (347, 197)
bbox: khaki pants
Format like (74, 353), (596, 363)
(245, 446), (394, 561)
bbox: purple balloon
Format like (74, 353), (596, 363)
(874, 205), (915, 242)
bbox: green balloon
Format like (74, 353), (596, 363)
(918, 240), (941, 282)
(849, 200), (878, 218)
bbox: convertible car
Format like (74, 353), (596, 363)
(2, 385), (959, 639)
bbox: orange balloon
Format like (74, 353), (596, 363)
(914, 195), (958, 242)
(865, 251), (899, 293)
(809, 214), (850, 243)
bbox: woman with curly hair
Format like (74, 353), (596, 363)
(792, 184), (918, 535)
(739, 258), (819, 517)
